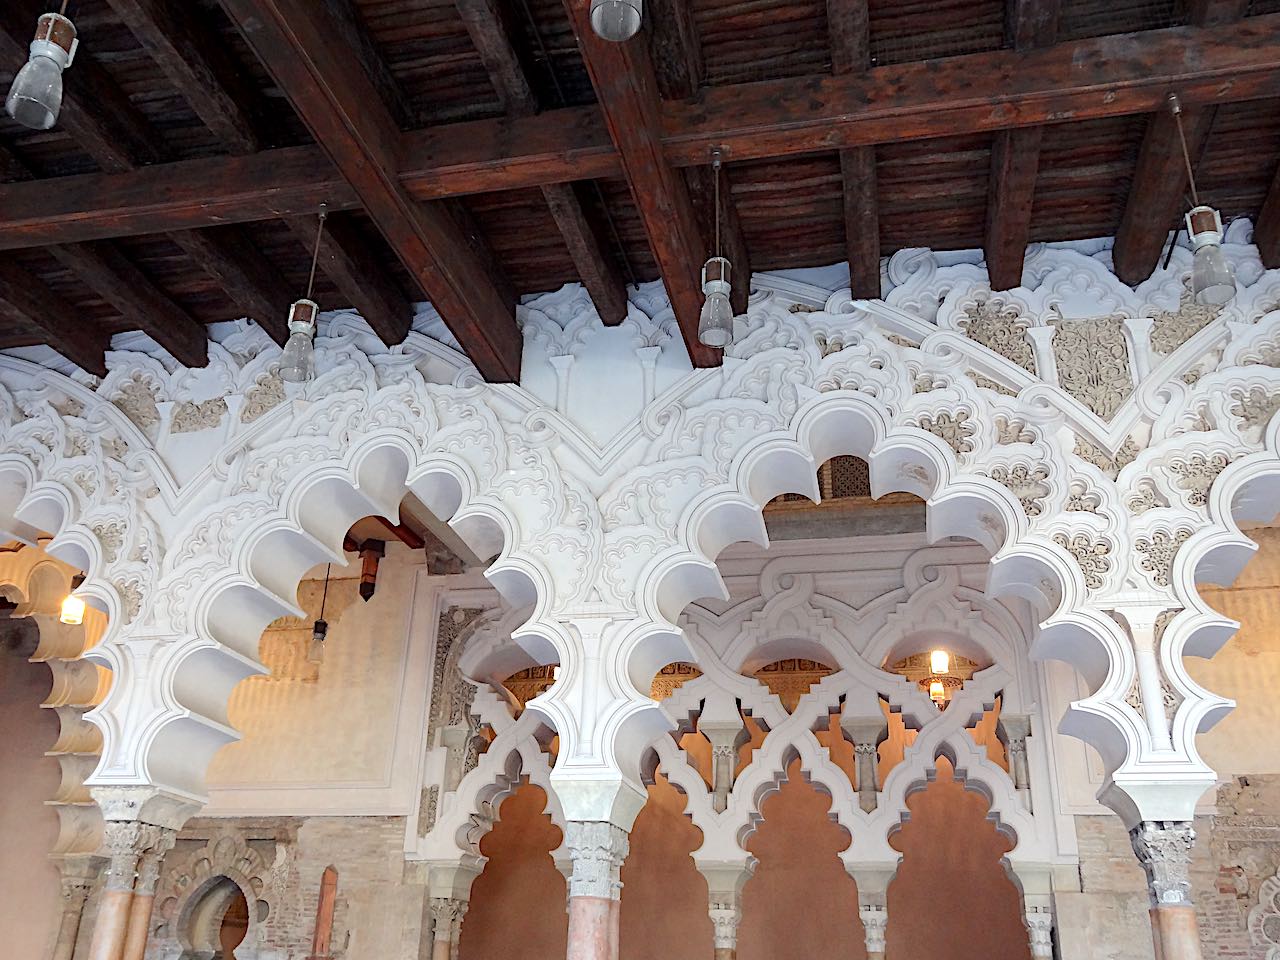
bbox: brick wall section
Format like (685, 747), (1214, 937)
(1061, 776), (1280, 960)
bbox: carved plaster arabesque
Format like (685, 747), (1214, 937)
(169, 398), (228, 434)
(1136, 528), (1193, 589)
(1051, 532), (1112, 591)
(1050, 314), (1134, 420)
(988, 463), (1050, 517)
(958, 298), (1036, 373)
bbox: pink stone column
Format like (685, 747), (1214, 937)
(564, 822), (629, 960)
(121, 830), (175, 960)
(86, 824), (148, 960)
(51, 860), (97, 960)
(1131, 821), (1203, 960)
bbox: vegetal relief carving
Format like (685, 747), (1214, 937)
(994, 415), (1035, 445)
(1064, 481), (1102, 514)
(1147, 292), (1219, 356)
(1052, 532), (1113, 591)
(112, 379), (161, 431)
(1050, 314), (1134, 420)
(1136, 528), (1193, 588)
(989, 463), (1050, 517)
(239, 372), (285, 423)
(958, 298), (1035, 372)
(170, 397), (227, 434)
(1170, 451), (1231, 507)
(1074, 436), (1141, 479)
(1127, 480), (1167, 515)
(914, 411), (977, 455)
(1231, 386), (1280, 433)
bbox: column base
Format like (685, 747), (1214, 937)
(1150, 904), (1201, 960)
(567, 895), (614, 960)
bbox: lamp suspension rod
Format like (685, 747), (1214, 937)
(1168, 93), (1200, 207)
(712, 148), (722, 259)
(304, 203), (329, 302)
(319, 562), (331, 619)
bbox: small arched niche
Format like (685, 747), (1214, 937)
(179, 876), (254, 960)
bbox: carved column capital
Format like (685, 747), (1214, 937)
(1024, 904), (1054, 959)
(429, 897), (468, 943)
(708, 897), (741, 951)
(564, 821), (629, 901)
(859, 902), (888, 955)
(1131, 820), (1196, 906)
(134, 828), (177, 897)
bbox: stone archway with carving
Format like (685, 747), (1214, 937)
(0, 228), (1274, 853)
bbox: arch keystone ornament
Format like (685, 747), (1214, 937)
(2, 227), (1279, 959)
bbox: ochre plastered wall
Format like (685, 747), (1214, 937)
(0, 649), (61, 958)
(462, 784), (567, 960)
(1190, 526), (1280, 777)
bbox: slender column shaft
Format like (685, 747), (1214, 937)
(121, 833), (173, 960)
(1131, 821), (1202, 960)
(429, 898), (466, 960)
(564, 822), (629, 960)
(51, 873), (93, 960)
(86, 823), (150, 960)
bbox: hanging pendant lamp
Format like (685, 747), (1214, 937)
(698, 149), (734, 349)
(279, 205), (329, 384)
(1168, 94), (1236, 307)
(5, 3), (77, 131)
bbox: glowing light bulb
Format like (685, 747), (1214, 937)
(59, 594), (85, 625)
(929, 680), (946, 704)
(930, 649), (950, 675)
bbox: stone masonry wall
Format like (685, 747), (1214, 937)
(1060, 775), (1280, 960)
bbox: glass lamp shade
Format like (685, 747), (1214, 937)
(59, 594), (85, 626)
(590, 0), (642, 41)
(7, 54), (64, 130)
(1191, 243), (1236, 307)
(698, 291), (733, 348)
(1185, 205), (1236, 307)
(5, 14), (76, 131)
(308, 618), (328, 665)
(278, 299), (318, 383)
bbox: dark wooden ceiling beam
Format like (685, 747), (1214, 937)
(1111, 0), (1250, 286)
(0, 262), (110, 375)
(983, 0), (1061, 291)
(169, 228), (292, 343)
(827, 0), (879, 299)
(650, 0), (750, 314)
(218, 0), (521, 381)
(3, 16), (1280, 251)
(285, 214), (413, 347)
(47, 242), (209, 367)
(563, 0), (717, 366)
(104, 0), (262, 154)
(1256, 163), (1280, 268)
(457, 0), (628, 325)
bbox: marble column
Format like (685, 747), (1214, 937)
(429, 898), (467, 960)
(51, 858), (98, 960)
(1023, 898), (1054, 959)
(1131, 820), (1202, 960)
(121, 829), (176, 960)
(564, 821), (629, 960)
(1001, 714), (1033, 812)
(86, 823), (148, 960)
(841, 717), (885, 814)
(850, 865), (894, 960)
(701, 863), (750, 960)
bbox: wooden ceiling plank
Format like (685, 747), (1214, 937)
(1, 17), (1280, 250)
(0, 262), (110, 375)
(0, 3), (160, 172)
(219, 0), (521, 380)
(983, 0), (1061, 291)
(104, 0), (262, 154)
(564, 0), (717, 365)
(827, 0), (879, 298)
(1111, 0), (1249, 286)
(286, 213), (413, 347)
(457, 0), (628, 324)
(1255, 164), (1280, 269)
(169, 228), (293, 343)
(47, 242), (209, 367)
